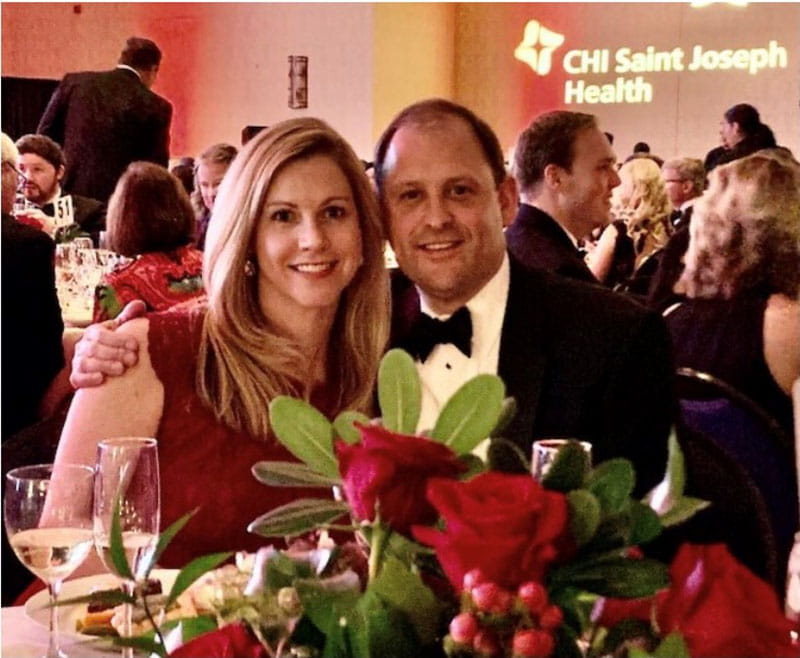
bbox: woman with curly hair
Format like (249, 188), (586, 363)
(587, 156), (672, 295)
(666, 150), (800, 433)
(54, 118), (390, 569)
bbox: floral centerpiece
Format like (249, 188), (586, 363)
(71, 349), (797, 657)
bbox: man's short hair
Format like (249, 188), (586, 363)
(119, 37), (162, 70)
(373, 98), (506, 195)
(15, 134), (65, 171)
(662, 157), (706, 195)
(1, 132), (18, 165)
(514, 111), (597, 193)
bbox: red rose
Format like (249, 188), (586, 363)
(413, 472), (570, 590)
(335, 423), (465, 535)
(170, 623), (267, 658)
(655, 543), (796, 658)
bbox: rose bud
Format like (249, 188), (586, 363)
(463, 568), (487, 591)
(472, 582), (513, 614)
(512, 629), (555, 658)
(539, 604), (563, 631)
(473, 628), (501, 656)
(449, 612), (479, 645)
(517, 581), (548, 616)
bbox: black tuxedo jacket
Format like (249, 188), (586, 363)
(646, 205), (693, 311)
(391, 256), (675, 493)
(41, 194), (107, 246)
(1, 214), (64, 439)
(38, 68), (172, 202)
(505, 203), (599, 284)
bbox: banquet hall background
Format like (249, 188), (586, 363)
(2, 2), (798, 162)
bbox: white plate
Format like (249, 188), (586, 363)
(24, 569), (179, 641)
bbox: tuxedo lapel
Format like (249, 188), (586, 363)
(495, 258), (547, 466)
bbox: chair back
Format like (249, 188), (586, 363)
(676, 367), (798, 593)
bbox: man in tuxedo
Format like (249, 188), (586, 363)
(374, 99), (674, 490)
(505, 111), (620, 284)
(647, 158), (705, 310)
(1, 133), (64, 440)
(38, 36), (172, 202)
(16, 134), (105, 244)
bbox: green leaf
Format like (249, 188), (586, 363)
(628, 501), (663, 545)
(294, 579), (361, 643)
(352, 588), (421, 657)
(269, 396), (338, 478)
(458, 453), (487, 480)
(587, 459), (635, 515)
(658, 496), (711, 527)
(252, 461), (341, 488)
(110, 494), (134, 581)
(139, 508), (199, 577)
(542, 441), (591, 492)
(166, 551), (232, 607)
(370, 554), (442, 645)
(629, 631), (691, 658)
(491, 397), (517, 437)
(377, 349), (421, 434)
(54, 589), (135, 609)
(333, 411), (371, 444)
(114, 635), (165, 657)
(601, 618), (658, 655)
(430, 374), (505, 454)
(549, 555), (669, 598)
(169, 615), (218, 645)
(567, 490), (601, 546)
(248, 498), (350, 538)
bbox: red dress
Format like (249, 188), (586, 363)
(148, 307), (333, 567)
(93, 245), (205, 322)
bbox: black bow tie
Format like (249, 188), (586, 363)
(401, 306), (472, 363)
(39, 203), (55, 217)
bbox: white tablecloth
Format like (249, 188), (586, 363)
(2, 606), (110, 656)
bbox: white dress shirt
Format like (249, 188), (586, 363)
(414, 254), (510, 455)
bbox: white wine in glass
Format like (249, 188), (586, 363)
(93, 438), (160, 657)
(5, 463), (95, 658)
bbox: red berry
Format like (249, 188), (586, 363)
(512, 629), (555, 658)
(449, 612), (479, 645)
(462, 568), (487, 591)
(472, 582), (513, 614)
(517, 581), (549, 615)
(539, 604), (563, 631)
(473, 628), (501, 656)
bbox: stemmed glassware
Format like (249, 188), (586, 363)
(93, 438), (160, 657)
(4, 463), (95, 658)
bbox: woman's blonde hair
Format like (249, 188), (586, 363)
(615, 157), (673, 265)
(197, 117), (390, 438)
(679, 150), (800, 300)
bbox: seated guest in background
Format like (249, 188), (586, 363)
(507, 110), (619, 285)
(15, 134), (106, 244)
(92, 162), (204, 322)
(712, 103), (777, 171)
(192, 143), (238, 249)
(55, 118), (389, 569)
(624, 141), (664, 167)
(241, 125), (268, 146)
(1, 133), (64, 440)
(595, 157), (672, 297)
(666, 151), (799, 434)
(646, 157), (705, 310)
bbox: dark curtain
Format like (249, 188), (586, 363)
(1, 76), (59, 140)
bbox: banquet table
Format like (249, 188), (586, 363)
(2, 605), (110, 656)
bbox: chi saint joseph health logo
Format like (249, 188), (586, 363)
(514, 19), (565, 76)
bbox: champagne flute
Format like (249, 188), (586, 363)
(4, 463), (95, 658)
(93, 438), (160, 657)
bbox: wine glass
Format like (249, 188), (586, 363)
(4, 463), (95, 658)
(93, 438), (160, 657)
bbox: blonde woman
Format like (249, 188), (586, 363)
(588, 157), (673, 295)
(54, 118), (390, 568)
(666, 150), (800, 433)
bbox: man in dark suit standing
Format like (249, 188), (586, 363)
(38, 36), (171, 202)
(15, 134), (105, 244)
(505, 111), (620, 285)
(1, 133), (64, 440)
(374, 100), (673, 491)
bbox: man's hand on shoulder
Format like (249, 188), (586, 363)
(70, 301), (146, 388)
